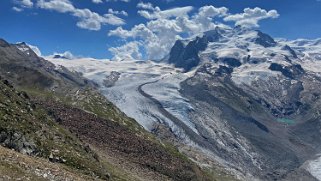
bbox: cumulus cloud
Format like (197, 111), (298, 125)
(108, 4), (280, 60)
(106, 0), (130, 2)
(109, 4), (228, 60)
(36, 0), (125, 30)
(13, 0), (33, 8)
(137, 2), (155, 10)
(224, 7), (279, 28)
(109, 41), (142, 61)
(37, 0), (74, 13)
(28, 44), (42, 56)
(108, 8), (128, 16)
(12, 7), (23, 12)
(109, 20), (183, 59)
(138, 6), (193, 20)
(92, 0), (103, 4)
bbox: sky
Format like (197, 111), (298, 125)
(0, 0), (321, 60)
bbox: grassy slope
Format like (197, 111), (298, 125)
(0, 78), (113, 180)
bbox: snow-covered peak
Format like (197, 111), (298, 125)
(281, 38), (321, 61)
(167, 26), (321, 74)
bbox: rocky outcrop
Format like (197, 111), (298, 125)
(282, 45), (298, 58)
(269, 63), (305, 79)
(103, 71), (121, 87)
(0, 131), (37, 156)
(168, 37), (207, 72)
(255, 30), (277, 47)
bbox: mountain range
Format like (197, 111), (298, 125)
(1, 25), (321, 181)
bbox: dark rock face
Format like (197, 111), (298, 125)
(255, 31), (277, 47)
(168, 40), (185, 64)
(269, 63), (305, 79)
(53, 54), (69, 59)
(0, 39), (10, 47)
(168, 28), (224, 71)
(282, 45), (298, 58)
(103, 71), (121, 87)
(215, 65), (234, 76)
(218, 58), (242, 68)
(203, 28), (222, 42)
(168, 36), (208, 72)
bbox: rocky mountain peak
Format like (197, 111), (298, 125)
(282, 44), (298, 58)
(254, 30), (277, 47)
(203, 27), (223, 42)
(14, 42), (39, 59)
(0, 38), (10, 47)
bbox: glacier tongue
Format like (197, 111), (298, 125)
(142, 73), (199, 134)
(48, 58), (199, 138)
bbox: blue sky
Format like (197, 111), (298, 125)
(0, 0), (321, 59)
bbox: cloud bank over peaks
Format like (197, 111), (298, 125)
(224, 7), (279, 28)
(28, 44), (42, 56)
(108, 2), (279, 60)
(108, 41), (142, 61)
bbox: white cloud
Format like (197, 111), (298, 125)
(191, 6), (228, 30)
(109, 5), (228, 60)
(108, 5), (280, 60)
(37, 0), (74, 13)
(109, 20), (183, 59)
(137, 2), (156, 11)
(28, 44), (42, 56)
(36, 0), (125, 30)
(14, 0), (33, 8)
(12, 6), (23, 12)
(109, 41), (142, 61)
(224, 7), (279, 28)
(106, 0), (130, 2)
(92, 0), (103, 4)
(138, 6), (193, 20)
(108, 8), (128, 16)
